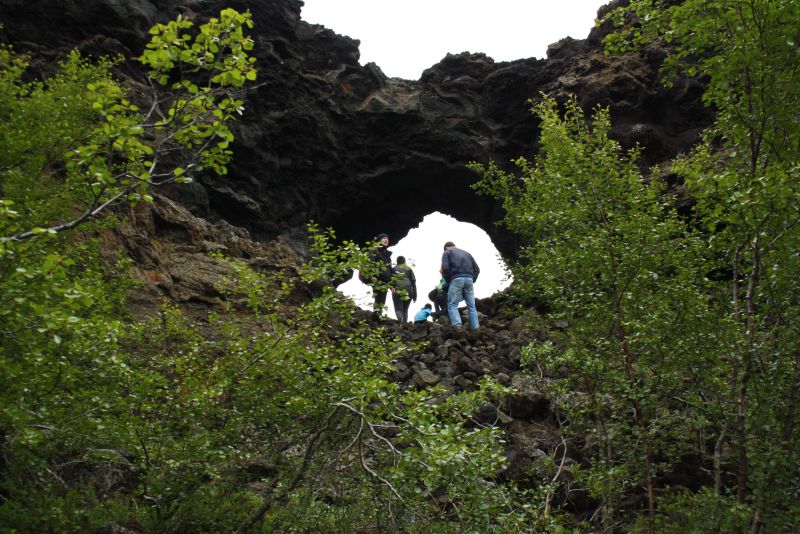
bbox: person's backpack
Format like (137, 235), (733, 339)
(393, 265), (411, 289)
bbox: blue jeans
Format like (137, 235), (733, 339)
(447, 276), (479, 328)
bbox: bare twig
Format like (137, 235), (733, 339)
(7, 183), (129, 241)
(544, 435), (568, 519)
(340, 416), (365, 456)
(714, 429), (726, 495)
(237, 333), (286, 375)
(335, 401), (404, 466)
(237, 407), (341, 533)
(357, 430), (404, 501)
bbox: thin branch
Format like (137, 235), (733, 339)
(141, 75), (166, 124)
(544, 435), (569, 519)
(6, 183), (130, 241)
(357, 431), (404, 501)
(335, 401), (404, 466)
(714, 429), (727, 495)
(237, 407), (341, 533)
(237, 333), (287, 375)
(340, 416), (365, 456)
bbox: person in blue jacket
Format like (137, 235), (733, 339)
(440, 241), (480, 328)
(414, 303), (433, 324)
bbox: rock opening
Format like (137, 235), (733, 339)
(338, 211), (512, 317)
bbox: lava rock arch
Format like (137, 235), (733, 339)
(0, 0), (713, 260)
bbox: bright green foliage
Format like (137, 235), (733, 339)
(0, 8), (255, 244)
(0, 15), (258, 526)
(0, 52), (114, 236)
(1, 226), (532, 532)
(472, 96), (724, 529)
(1, 13), (257, 523)
(469, 0), (800, 528)
(138, 8), (256, 177)
(233, 227), (532, 533)
(603, 0), (800, 168)
(304, 222), (418, 313)
(602, 1), (800, 530)
(0, 47), (140, 531)
(304, 222), (377, 286)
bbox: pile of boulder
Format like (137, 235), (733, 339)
(365, 300), (582, 496)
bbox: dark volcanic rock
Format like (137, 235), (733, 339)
(0, 0), (713, 257)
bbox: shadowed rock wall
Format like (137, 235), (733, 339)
(0, 0), (713, 257)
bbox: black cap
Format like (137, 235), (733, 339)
(376, 233), (389, 240)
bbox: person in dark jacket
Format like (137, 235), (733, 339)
(428, 275), (448, 316)
(368, 233), (393, 317)
(440, 241), (480, 328)
(391, 256), (417, 323)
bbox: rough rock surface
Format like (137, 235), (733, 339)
(370, 299), (576, 497)
(101, 194), (304, 316)
(0, 0), (714, 256)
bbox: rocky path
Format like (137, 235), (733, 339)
(367, 300), (574, 493)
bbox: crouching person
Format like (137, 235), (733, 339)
(414, 303), (433, 324)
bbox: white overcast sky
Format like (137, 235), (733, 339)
(300, 0), (603, 80)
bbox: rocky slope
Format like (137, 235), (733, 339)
(388, 311), (558, 473)
(357, 299), (598, 514)
(0, 0), (713, 259)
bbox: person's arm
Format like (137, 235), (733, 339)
(390, 265), (397, 293)
(441, 252), (450, 281)
(409, 268), (417, 300)
(471, 254), (480, 282)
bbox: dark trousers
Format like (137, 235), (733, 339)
(392, 294), (411, 322)
(373, 288), (388, 315)
(434, 293), (447, 314)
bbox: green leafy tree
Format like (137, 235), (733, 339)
(1, 8), (255, 243)
(0, 8), (258, 531)
(0, 7), (257, 393)
(604, 2), (800, 530)
(472, 95), (723, 530)
(232, 225), (529, 533)
(0, 25), (534, 528)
